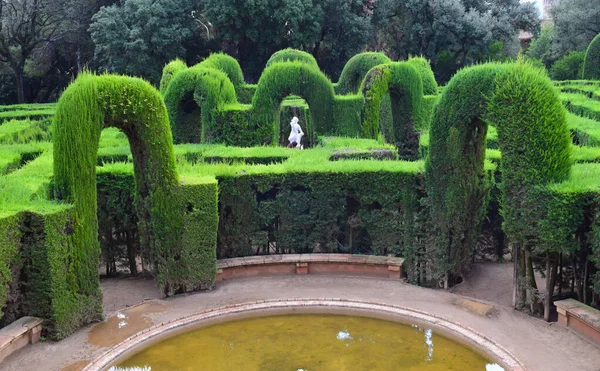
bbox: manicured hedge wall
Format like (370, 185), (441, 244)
(266, 48), (319, 69)
(335, 52), (391, 95)
(583, 34), (600, 80)
(251, 61), (333, 143)
(406, 56), (438, 95)
(163, 66), (237, 143)
(53, 73), (217, 298)
(360, 62), (423, 160)
(216, 169), (422, 258)
(426, 62), (571, 289)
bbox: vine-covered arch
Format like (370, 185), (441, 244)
(163, 66), (237, 143)
(424, 63), (571, 298)
(54, 73), (216, 297)
(583, 33), (600, 80)
(336, 52), (391, 95)
(360, 62), (423, 160)
(251, 61), (335, 142)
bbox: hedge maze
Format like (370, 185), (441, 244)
(1, 48), (600, 339)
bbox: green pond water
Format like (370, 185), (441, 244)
(116, 314), (504, 371)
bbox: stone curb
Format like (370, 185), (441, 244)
(82, 298), (526, 371)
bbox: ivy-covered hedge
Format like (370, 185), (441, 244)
(266, 48), (319, 69)
(583, 34), (600, 80)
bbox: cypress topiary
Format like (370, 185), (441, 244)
(266, 48), (319, 69)
(335, 52), (392, 95)
(583, 34), (600, 80)
(251, 61), (334, 143)
(425, 61), (571, 290)
(159, 59), (188, 95)
(199, 53), (246, 90)
(163, 66), (237, 143)
(406, 56), (438, 95)
(360, 62), (423, 160)
(53, 73), (217, 299)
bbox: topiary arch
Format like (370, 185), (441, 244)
(583, 33), (600, 80)
(163, 66), (237, 143)
(424, 62), (571, 301)
(336, 52), (392, 95)
(266, 48), (319, 69)
(54, 73), (217, 297)
(159, 59), (188, 95)
(251, 61), (335, 143)
(406, 56), (438, 95)
(360, 62), (423, 160)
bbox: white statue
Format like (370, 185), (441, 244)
(287, 116), (304, 149)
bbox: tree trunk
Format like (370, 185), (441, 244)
(558, 253), (563, 297)
(544, 252), (559, 322)
(126, 230), (138, 277)
(583, 257), (589, 304)
(525, 248), (538, 313)
(15, 69), (25, 104)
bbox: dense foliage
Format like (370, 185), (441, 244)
(583, 34), (600, 80)
(550, 51), (586, 81)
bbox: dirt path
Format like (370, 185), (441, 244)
(450, 262), (547, 308)
(2, 275), (599, 371)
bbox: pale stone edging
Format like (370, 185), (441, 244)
(0, 316), (43, 363)
(82, 298), (526, 371)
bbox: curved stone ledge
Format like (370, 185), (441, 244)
(217, 254), (404, 281)
(0, 317), (43, 363)
(555, 299), (600, 343)
(83, 298), (526, 371)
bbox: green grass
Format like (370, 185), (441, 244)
(561, 92), (600, 120)
(0, 103), (56, 112)
(0, 109), (55, 121)
(0, 119), (52, 144)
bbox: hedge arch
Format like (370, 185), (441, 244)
(360, 62), (423, 160)
(336, 52), (392, 95)
(582, 33), (600, 80)
(406, 56), (438, 95)
(251, 61), (335, 143)
(266, 48), (319, 69)
(424, 62), (571, 294)
(199, 53), (246, 89)
(54, 73), (216, 297)
(163, 66), (237, 143)
(159, 59), (188, 94)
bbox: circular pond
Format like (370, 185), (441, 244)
(86, 300), (524, 371)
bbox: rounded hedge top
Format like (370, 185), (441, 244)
(582, 33), (600, 80)
(159, 59), (188, 94)
(336, 52), (391, 95)
(199, 53), (245, 88)
(406, 56), (438, 95)
(266, 48), (318, 69)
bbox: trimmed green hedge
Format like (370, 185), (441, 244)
(159, 59), (187, 95)
(360, 62), (423, 160)
(251, 61), (333, 143)
(335, 52), (391, 95)
(550, 51), (586, 81)
(53, 73), (217, 299)
(425, 62), (571, 285)
(406, 56), (438, 95)
(583, 34), (600, 80)
(266, 48), (318, 69)
(163, 66), (238, 143)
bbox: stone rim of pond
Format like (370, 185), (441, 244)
(83, 298), (526, 371)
